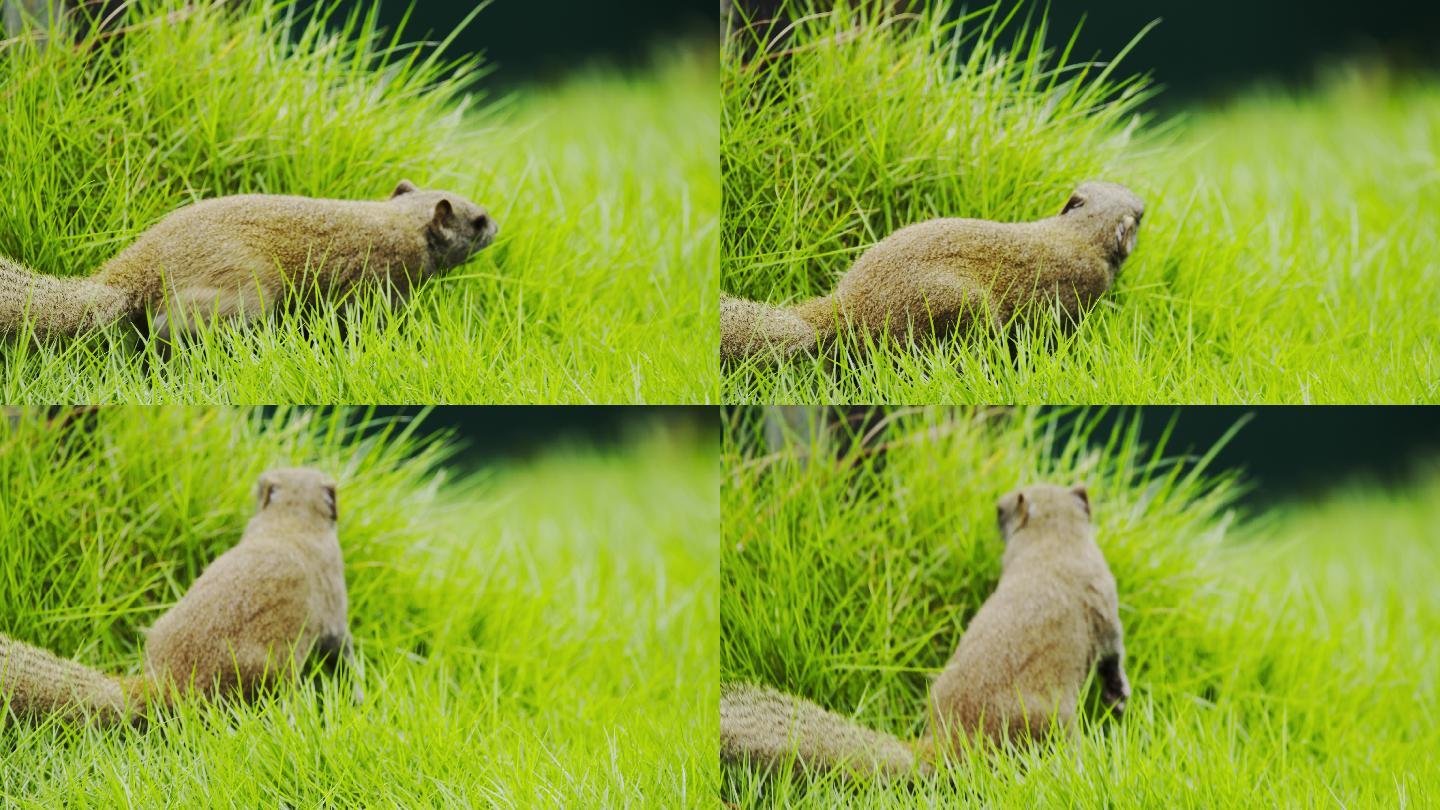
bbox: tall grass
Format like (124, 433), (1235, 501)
(721, 1), (1439, 403)
(721, 407), (1439, 806)
(0, 407), (719, 806)
(0, 0), (718, 403)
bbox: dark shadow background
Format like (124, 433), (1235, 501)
(1038, 0), (1440, 106)
(360, 406), (715, 467)
(721, 406), (1440, 510)
(333, 0), (717, 88)
(732, 0), (1440, 106)
(263, 406), (1440, 504)
(1071, 407), (1440, 507)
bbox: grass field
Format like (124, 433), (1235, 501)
(0, 1), (718, 404)
(720, 407), (1439, 806)
(0, 408), (718, 806)
(720, 2), (1440, 404)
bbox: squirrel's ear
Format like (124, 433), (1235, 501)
(391, 180), (419, 198)
(255, 475), (275, 510)
(1114, 214), (1138, 259)
(429, 199), (458, 239)
(997, 490), (1029, 536)
(432, 198), (455, 225)
(323, 484), (337, 521)
(1071, 484), (1091, 516)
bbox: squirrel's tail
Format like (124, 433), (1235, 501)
(720, 683), (922, 780)
(0, 635), (147, 726)
(0, 255), (130, 339)
(720, 293), (840, 365)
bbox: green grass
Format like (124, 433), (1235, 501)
(0, 0), (718, 404)
(721, 407), (1439, 806)
(0, 407), (718, 806)
(721, 2), (1440, 403)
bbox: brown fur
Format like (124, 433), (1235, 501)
(925, 484), (1127, 752)
(0, 468), (352, 725)
(0, 180), (497, 341)
(144, 467), (350, 700)
(720, 181), (1144, 363)
(719, 484), (1129, 779)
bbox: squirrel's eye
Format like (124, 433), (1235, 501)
(1062, 196), (1085, 214)
(474, 214), (490, 230)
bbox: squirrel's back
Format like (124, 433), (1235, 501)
(719, 182), (1143, 362)
(0, 182), (495, 342)
(929, 484), (1120, 747)
(144, 468), (348, 698)
(96, 194), (429, 307)
(144, 543), (317, 697)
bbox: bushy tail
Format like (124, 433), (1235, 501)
(0, 255), (130, 339)
(720, 683), (921, 780)
(720, 293), (840, 364)
(0, 635), (145, 726)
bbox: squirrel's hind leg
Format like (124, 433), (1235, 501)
(150, 286), (271, 345)
(882, 273), (994, 354)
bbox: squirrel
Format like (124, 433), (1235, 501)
(0, 467), (354, 725)
(721, 181), (1144, 363)
(720, 483), (1129, 778)
(0, 180), (498, 342)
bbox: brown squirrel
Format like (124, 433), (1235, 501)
(0, 468), (354, 725)
(721, 181), (1144, 363)
(720, 483), (1129, 778)
(0, 180), (497, 341)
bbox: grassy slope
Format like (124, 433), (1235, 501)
(0, 409), (718, 807)
(720, 408), (1438, 806)
(720, 2), (1439, 404)
(0, 1), (718, 404)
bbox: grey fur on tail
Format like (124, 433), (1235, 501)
(0, 256), (129, 339)
(0, 635), (139, 725)
(720, 683), (920, 780)
(720, 294), (841, 365)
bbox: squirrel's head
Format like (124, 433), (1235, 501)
(1057, 181), (1145, 268)
(255, 467), (338, 524)
(996, 483), (1093, 549)
(388, 179), (499, 271)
